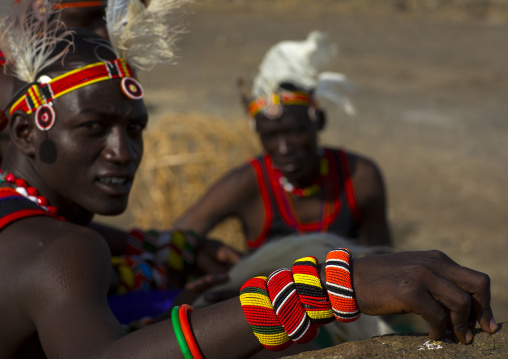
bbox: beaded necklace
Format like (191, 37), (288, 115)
(0, 171), (62, 219)
(273, 157), (329, 198)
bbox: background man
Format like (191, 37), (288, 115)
(175, 32), (390, 257)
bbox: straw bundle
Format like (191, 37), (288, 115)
(128, 112), (261, 252)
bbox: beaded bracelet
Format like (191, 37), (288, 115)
(126, 228), (198, 271)
(239, 276), (292, 351)
(111, 257), (134, 294)
(267, 268), (318, 344)
(171, 306), (193, 359)
(292, 256), (334, 326)
(178, 305), (203, 359)
(111, 255), (167, 294)
(325, 248), (360, 323)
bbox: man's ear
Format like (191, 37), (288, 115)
(237, 77), (253, 114)
(9, 112), (37, 157)
(315, 109), (326, 131)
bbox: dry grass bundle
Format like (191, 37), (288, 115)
(128, 112), (261, 252)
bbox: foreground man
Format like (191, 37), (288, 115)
(0, 2), (497, 358)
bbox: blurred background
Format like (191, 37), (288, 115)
(96, 0), (508, 324)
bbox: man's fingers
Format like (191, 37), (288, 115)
(433, 260), (497, 334)
(185, 273), (228, 292)
(409, 289), (448, 341)
(425, 270), (473, 343)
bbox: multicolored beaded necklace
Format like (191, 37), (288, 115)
(0, 171), (62, 219)
(273, 157), (329, 198)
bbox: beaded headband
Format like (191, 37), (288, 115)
(8, 58), (144, 131)
(53, 0), (104, 9)
(248, 91), (317, 121)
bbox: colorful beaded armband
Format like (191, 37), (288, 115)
(325, 248), (360, 323)
(267, 268), (318, 344)
(239, 276), (292, 351)
(125, 228), (198, 273)
(292, 256), (334, 326)
(111, 255), (167, 294)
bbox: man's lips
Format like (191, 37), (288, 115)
(274, 159), (302, 174)
(95, 174), (134, 195)
(97, 176), (131, 185)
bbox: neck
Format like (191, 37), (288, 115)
(285, 155), (322, 188)
(1, 150), (94, 225)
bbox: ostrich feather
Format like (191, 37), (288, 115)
(106, 0), (190, 71)
(251, 30), (355, 116)
(315, 72), (356, 116)
(0, 0), (72, 83)
(252, 31), (338, 98)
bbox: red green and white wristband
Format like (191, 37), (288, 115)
(325, 248), (361, 322)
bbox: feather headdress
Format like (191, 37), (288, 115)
(251, 31), (356, 116)
(1, 0), (189, 131)
(105, 0), (190, 71)
(0, 0), (73, 83)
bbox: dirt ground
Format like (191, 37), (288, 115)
(101, 1), (508, 323)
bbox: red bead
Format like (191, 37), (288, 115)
(5, 173), (15, 183)
(47, 206), (58, 216)
(37, 196), (48, 207)
(27, 187), (38, 196)
(15, 178), (27, 188)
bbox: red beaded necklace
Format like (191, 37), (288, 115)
(0, 171), (62, 219)
(273, 157), (329, 198)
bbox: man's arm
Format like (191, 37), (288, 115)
(24, 221), (260, 358)
(174, 163), (258, 236)
(348, 153), (392, 247)
(21, 221), (498, 357)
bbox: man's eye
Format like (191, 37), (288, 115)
(128, 122), (146, 134)
(82, 122), (104, 132)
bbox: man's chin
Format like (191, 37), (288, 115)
(93, 199), (129, 217)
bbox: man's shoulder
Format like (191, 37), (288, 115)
(328, 147), (381, 173)
(0, 216), (106, 268)
(219, 158), (260, 188)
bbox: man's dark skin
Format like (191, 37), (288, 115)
(0, 31), (498, 359)
(0, 2), (108, 162)
(175, 104), (391, 247)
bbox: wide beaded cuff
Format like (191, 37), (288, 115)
(325, 248), (360, 323)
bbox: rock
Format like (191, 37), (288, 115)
(282, 322), (508, 359)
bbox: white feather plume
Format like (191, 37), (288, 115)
(0, 0), (72, 83)
(315, 72), (356, 116)
(252, 30), (355, 116)
(106, 0), (190, 71)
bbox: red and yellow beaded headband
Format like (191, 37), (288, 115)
(53, 0), (104, 9)
(9, 58), (144, 131)
(248, 91), (313, 120)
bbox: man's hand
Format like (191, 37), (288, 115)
(350, 250), (498, 343)
(195, 238), (244, 275)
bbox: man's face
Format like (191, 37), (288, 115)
(256, 105), (320, 185)
(32, 76), (148, 217)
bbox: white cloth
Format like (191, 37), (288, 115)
(193, 233), (393, 343)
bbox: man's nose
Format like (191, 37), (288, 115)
(276, 135), (289, 155)
(102, 127), (139, 165)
